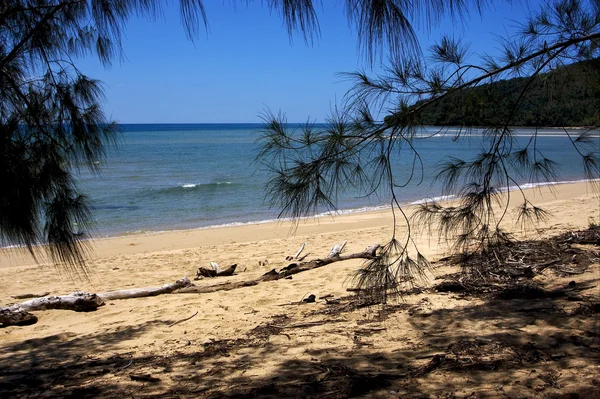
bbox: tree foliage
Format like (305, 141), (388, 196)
(259, 0), (600, 300)
(1, 0), (486, 272)
(0, 0), (209, 273)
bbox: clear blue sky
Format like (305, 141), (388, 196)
(76, 1), (536, 123)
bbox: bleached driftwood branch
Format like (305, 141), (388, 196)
(286, 242), (309, 261)
(1, 277), (192, 327)
(295, 242), (307, 259)
(177, 244), (380, 294)
(97, 277), (192, 300)
(2, 242), (376, 327)
(328, 241), (347, 258)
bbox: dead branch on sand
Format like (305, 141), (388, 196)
(176, 244), (380, 294)
(96, 277), (192, 301)
(1, 242), (379, 327)
(1, 278), (192, 327)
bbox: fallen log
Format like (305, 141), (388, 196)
(5, 292), (104, 312)
(177, 244), (380, 294)
(1, 278), (192, 327)
(176, 279), (260, 294)
(97, 277), (192, 300)
(1, 292), (104, 327)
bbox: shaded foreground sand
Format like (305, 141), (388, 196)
(0, 182), (599, 398)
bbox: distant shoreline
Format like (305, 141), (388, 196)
(418, 126), (600, 136)
(2, 180), (598, 268)
(3, 178), (595, 248)
(92, 177), (599, 240)
(116, 122), (599, 130)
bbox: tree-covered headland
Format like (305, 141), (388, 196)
(407, 58), (600, 127)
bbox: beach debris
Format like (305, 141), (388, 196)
(437, 224), (599, 283)
(295, 242), (307, 258)
(168, 310), (199, 327)
(1, 292), (104, 327)
(328, 241), (347, 258)
(0, 308), (38, 326)
(325, 298), (342, 305)
(195, 263), (237, 279)
(1, 278), (193, 327)
(286, 242), (310, 261)
(177, 243), (381, 295)
(97, 277), (192, 300)
(1, 243), (380, 327)
(10, 292), (50, 300)
(279, 293), (318, 306)
(302, 294), (316, 303)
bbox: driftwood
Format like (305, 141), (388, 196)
(2, 243), (377, 326)
(328, 241), (347, 258)
(97, 277), (192, 300)
(168, 310), (199, 327)
(0, 309), (38, 326)
(1, 278), (192, 327)
(195, 263), (237, 279)
(286, 242), (309, 261)
(1, 292), (104, 327)
(177, 244), (380, 294)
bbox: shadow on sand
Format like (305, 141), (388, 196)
(1, 229), (599, 398)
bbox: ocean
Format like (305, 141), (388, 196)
(75, 124), (599, 237)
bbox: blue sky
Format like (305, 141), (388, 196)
(77, 1), (536, 123)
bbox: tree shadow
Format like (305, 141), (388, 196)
(1, 272), (598, 398)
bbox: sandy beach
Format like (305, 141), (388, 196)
(1, 181), (599, 398)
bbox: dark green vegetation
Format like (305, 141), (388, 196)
(412, 58), (600, 127)
(0, 1), (208, 272)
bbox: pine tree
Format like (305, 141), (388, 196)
(259, 0), (600, 300)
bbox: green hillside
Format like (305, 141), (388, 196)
(411, 58), (600, 127)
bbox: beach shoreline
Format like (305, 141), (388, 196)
(2, 180), (598, 270)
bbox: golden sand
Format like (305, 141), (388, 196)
(0, 181), (598, 398)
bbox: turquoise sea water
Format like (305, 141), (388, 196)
(75, 124), (599, 237)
